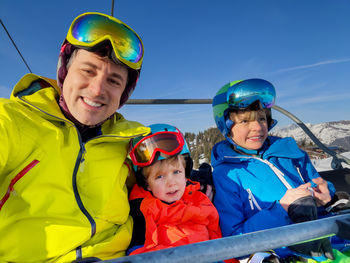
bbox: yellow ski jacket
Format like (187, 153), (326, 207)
(0, 74), (150, 262)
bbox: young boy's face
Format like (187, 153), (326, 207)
(145, 157), (187, 203)
(230, 110), (268, 150)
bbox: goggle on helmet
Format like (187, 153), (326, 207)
(212, 78), (277, 138)
(57, 12), (144, 108)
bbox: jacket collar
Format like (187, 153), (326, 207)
(11, 74), (150, 139)
(212, 136), (305, 167)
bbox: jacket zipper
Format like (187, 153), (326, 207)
(72, 132), (96, 237)
(257, 159), (293, 190)
(295, 166), (305, 183)
(19, 97), (97, 237)
(19, 96), (147, 239)
(246, 188), (262, 211)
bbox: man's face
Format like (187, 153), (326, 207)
(62, 49), (128, 126)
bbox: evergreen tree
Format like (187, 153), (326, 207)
(184, 127), (225, 166)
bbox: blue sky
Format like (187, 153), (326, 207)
(1, 1), (350, 133)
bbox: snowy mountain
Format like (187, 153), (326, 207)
(271, 120), (350, 151)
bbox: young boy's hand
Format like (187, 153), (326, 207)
(311, 177), (331, 206)
(280, 184), (312, 212)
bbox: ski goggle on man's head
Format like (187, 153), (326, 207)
(66, 12), (144, 70)
(213, 78), (276, 110)
(129, 130), (185, 167)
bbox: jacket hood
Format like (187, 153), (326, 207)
(211, 136), (305, 168)
(11, 74), (60, 98)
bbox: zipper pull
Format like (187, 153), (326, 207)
(247, 189), (254, 210)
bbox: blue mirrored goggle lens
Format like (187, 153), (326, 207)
(71, 14), (143, 63)
(226, 79), (276, 109)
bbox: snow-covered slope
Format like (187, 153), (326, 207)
(312, 151), (350, 172)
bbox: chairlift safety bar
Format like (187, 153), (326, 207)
(103, 212), (350, 263)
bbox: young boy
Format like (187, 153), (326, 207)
(127, 123), (235, 259)
(211, 79), (350, 262)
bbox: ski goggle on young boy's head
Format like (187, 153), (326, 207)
(129, 129), (185, 167)
(66, 12), (144, 70)
(213, 78), (276, 110)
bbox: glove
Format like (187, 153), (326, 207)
(287, 196), (335, 260)
(287, 195), (317, 222)
(325, 191), (350, 213)
(323, 191), (350, 240)
(190, 162), (213, 193)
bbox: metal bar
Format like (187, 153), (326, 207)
(272, 105), (350, 167)
(127, 99), (213, 104)
(103, 213), (349, 263)
(111, 0), (115, 16)
(0, 19), (32, 73)
(125, 99), (350, 167)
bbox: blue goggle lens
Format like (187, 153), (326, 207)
(226, 79), (276, 109)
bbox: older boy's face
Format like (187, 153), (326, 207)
(146, 159), (187, 203)
(230, 110), (268, 150)
(62, 49), (128, 126)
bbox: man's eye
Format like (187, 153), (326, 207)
(108, 78), (122, 87)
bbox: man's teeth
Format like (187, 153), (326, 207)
(83, 98), (102, 107)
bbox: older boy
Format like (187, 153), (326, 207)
(211, 79), (350, 262)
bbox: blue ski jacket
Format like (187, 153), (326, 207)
(211, 136), (343, 258)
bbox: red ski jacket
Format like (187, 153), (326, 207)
(129, 180), (221, 254)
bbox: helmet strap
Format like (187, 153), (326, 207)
(225, 112), (234, 138)
(184, 154), (193, 178)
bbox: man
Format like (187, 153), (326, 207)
(0, 12), (149, 262)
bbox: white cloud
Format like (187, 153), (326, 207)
(275, 58), (350, 73)
(283, 92), (350, 106)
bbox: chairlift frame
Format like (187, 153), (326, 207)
(126, 99), (350, 168)
(103, 212), (350, 263)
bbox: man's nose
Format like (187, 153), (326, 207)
(89, 76), (105, 96)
